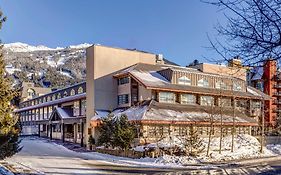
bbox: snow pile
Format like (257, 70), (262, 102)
(153, 134), (276, 165)
(156, 154), (200, 165)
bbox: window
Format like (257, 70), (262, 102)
(78, 87), (84, 94)
(219, 98), (232, 107)
(73, 101), (80, 116)
(215, 81), (227, 90)
(48, 106), (53, 117)
(118, 94), (129, 105)
(70, 89), (76, 96)
(181, 94), (196, 104)
(159, 92), (175, 103)
(63, 91), (68, 97)
(233, 82), (242, 91)
(118, 77), (129, 85)
(178, 76), (191, 85)
(81, 99), (86, 115)
(197, 78), (209, 87)
(52, 94), (56, 101)
(236, 99), (247, 109)
(200, 96), (214, 106)
(252, 101), (261, 109)
(57, 93), (61, 99)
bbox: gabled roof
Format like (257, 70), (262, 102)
(49, 107), (74, 121)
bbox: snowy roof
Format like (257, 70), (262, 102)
(113, 63), (267, 100)
(247, 86), (271, 100)
(15, 93), (86, 113)
(91, 100), (258, 126)
(52, 107), (73, 119)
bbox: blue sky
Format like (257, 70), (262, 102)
(0, 0), (225, 66)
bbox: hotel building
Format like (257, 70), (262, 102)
(16, 45), (269, 147)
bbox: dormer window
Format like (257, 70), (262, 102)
(215, 81), (227, 90)
(178, 76), (191, 85)
(197, 78), (209, 87)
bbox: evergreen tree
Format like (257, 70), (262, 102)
(98, 114), (135, 150)
(98, 114), (115, 147)
(113, 114), (135, 150)
(0, 10), (21, 160)
(182, 125), (204, 157)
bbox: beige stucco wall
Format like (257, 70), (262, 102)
(86, 45), (157, 144)
(191, 63), (247, 81)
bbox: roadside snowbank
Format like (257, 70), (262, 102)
(154, 134), (278, 166)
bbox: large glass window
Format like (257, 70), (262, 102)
(200, 96), (214, 106)
(197, 78), (209, 87)
(178, 76), (191, 85)
(118, 94), (129, 105)
(181, 94), (196, 104)
(118, 77), (129, 85)
(159, 92), (175, 103)
(218, 98), (232, 107)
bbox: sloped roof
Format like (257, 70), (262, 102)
(49, 107), (74, 121)
(114, 63), (270, 100)
(91, 100), (258, 126)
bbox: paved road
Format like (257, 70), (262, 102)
(3, 137), (281, 175)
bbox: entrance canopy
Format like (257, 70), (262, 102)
(49, 107), (85, 124)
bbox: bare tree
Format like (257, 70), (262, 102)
(204, 0), (281, 66)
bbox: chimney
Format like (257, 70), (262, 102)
(228, 56), (242, 67)
(156, 54), (164, 64)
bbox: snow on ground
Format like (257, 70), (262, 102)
(153, 134), (279, 166)
(51, 134), (281, 168)
(6, 135), (281, 173)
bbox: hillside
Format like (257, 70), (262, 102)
(3, 42), (91, 89)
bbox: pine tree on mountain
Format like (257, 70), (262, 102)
(0, 11), (21, 160)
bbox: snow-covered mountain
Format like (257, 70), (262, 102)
(4, 42), (91, 52)
(3, 42), (92, 88)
